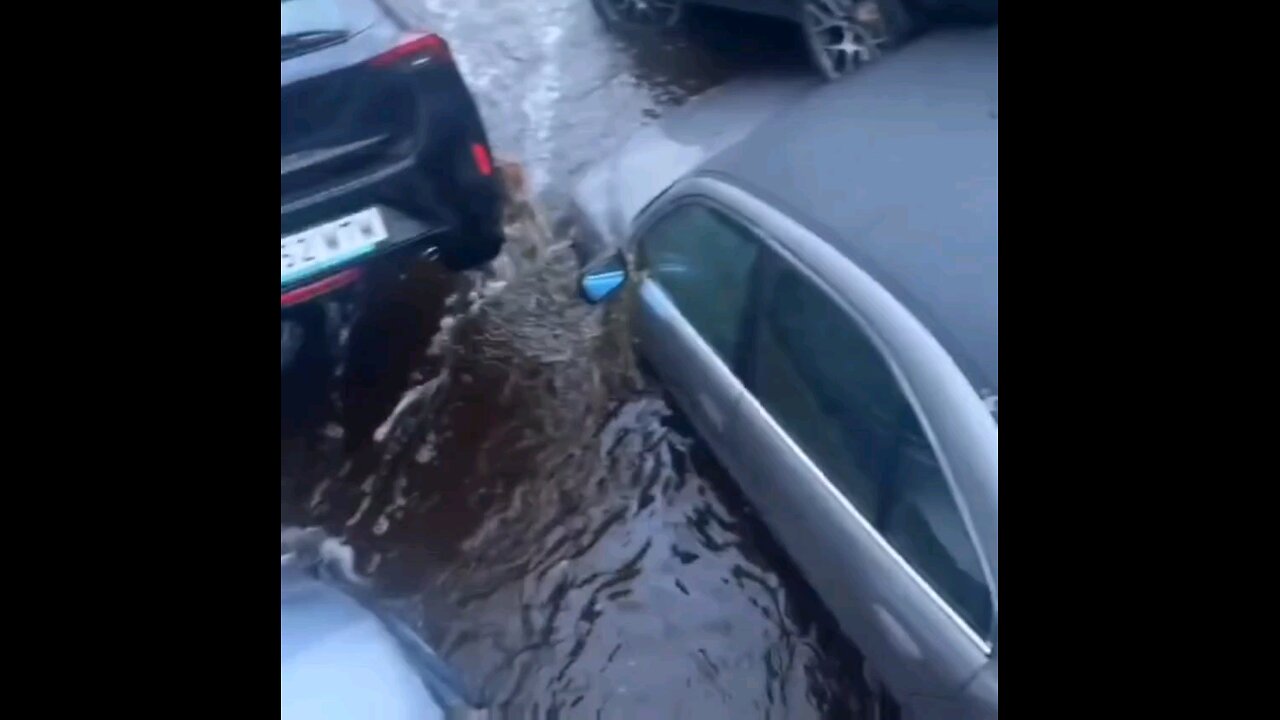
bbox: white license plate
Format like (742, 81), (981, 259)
(280, 208), (389, 287)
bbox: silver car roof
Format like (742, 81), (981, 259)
(700, 26), (998, 395)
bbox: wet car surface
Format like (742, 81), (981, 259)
(281, 1), (877, 716)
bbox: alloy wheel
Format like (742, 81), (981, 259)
(802, 0), (887, 80)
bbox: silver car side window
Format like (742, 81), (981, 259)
(637, 203), (760, 364)
(748, 262), (993, 637)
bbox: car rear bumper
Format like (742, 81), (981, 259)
(279, 216), (441, 373)
(281, 152), (498, 258)
(280, 152), (501, 304)
(281, 202), (449, 294)
(281, 57), (504, 319)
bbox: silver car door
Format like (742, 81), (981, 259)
(733, 253), (991, 713)
(630, 200), (764, 462)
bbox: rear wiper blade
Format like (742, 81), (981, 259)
(281, 30), (347, 43)
(280, 30), (347, 55)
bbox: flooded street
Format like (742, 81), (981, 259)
(282, 0), (872, 716)
(409, 0), (810, 209)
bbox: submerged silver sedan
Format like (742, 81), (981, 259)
(573, 26), (997, 720)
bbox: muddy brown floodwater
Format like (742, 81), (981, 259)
(280, 217), (877, 717)
(281, 0), (875, 716)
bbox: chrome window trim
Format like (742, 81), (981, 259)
(736, 385), (992, 653)
(641, 282), (743, 406)
(647, 268), (993, 653)
(636, 177), (998, 650)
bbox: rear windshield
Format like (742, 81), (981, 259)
(281, 0), (348, 37)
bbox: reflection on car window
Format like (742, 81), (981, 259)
(882, 419), (992, 637)
(749, 263), (992, 637)
(638, 204), (759, 364)
(281, 0), (347, 37)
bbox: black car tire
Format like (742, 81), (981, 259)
(800, 0), (916, 81)
(591, 0), (684, 31)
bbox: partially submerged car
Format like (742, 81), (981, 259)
(281, 262), (629, 720)
(573, 26), (997, 720)
(281, 560), (485, 719)
(281, 0), (504, 370)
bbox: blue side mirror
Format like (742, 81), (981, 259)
(578, 250), (629, 304)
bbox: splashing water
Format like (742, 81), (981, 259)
(281, 180), (872, 717)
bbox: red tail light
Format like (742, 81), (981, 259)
(369, 33), (452, 68)
(471, 143), (493, 177)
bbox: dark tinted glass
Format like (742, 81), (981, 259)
(750, 263), (991, 635)
(638, 204), (759, 364)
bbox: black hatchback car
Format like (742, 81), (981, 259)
(281, 0), (503, 366)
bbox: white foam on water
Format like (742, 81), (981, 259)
(373, 375), (445, 443)
(419, 0), (460, 33)
(345, 493), (375, 528)
(519, 1), (571, 192)
(308, 479), (332, 512)
(372, 473), (414, 537)
(280, 525), (367, 586)
(419, 0), (493, 95)
(415, 434), (439, 464)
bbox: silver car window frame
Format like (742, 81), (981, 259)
(632, 197), (770, 370)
